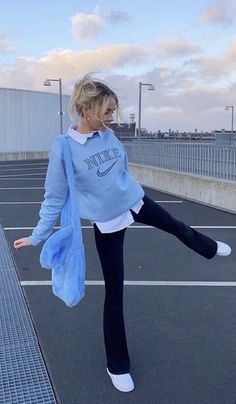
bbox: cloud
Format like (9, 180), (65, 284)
(141, 83), (235, 131)
(225, 35), (236, 59)
(101, 70), (236, 132)
(154, 37), (202, 59)
(145, 106), (183, 114)
(155, 67), (197, 92)
(71, 11), (103, 41)
(70, 7), (131, 43)
(0, 35), (15, 54)
(200, 0), (236, 26)
(105, 9), (131, 24)
(183, 35), (236, 81)
(0, 44), (149, 91)
(0, 37), (235, 131)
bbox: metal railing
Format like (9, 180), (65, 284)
(123, 141), (236, 181)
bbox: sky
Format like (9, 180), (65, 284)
(1, 0), (236, 132)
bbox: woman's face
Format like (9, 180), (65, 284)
(86, 97), (117, 132)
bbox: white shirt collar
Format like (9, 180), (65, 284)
(67, 124), (107, 145)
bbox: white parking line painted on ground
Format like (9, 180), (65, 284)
(0, 167), (47, 172)
(0, 173), (46, 178)
(0, 163), (48, 168)
(188, 226), (236, 229)
(0, 202), (43, 204)
(0, 187), (44, 190)
(20, 280), (236, 287)
(0, 201), (183, 205)
(0, 178), (45, 181)
(4, 226), (236, 230)
(154, 200), (183, 203)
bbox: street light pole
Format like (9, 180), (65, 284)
(58, 78), (63, 135)
(138, 82), (142, 140)
(138, 82), (155, 141)
(44, 78), (64, 134)
(231, 106), (234, 135)
(225, 105), (234, 135)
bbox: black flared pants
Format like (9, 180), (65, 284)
(93, 194), (217, 374)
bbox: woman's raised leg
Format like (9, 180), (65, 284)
(130, 195), (217, 259)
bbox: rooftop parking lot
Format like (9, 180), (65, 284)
(1, 158), (236, 404)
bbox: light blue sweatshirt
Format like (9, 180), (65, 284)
(28, 128), (144, 246)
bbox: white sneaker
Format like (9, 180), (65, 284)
(106, 368), (134, 392)
(216, 241), (231, 256)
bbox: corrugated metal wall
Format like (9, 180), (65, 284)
(0, 88), (71, 153)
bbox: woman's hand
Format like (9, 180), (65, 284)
(14, 238), (32, 250)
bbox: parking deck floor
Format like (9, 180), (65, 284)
(1, 158), (236, 404)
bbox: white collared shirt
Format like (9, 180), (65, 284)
(67, 124), (143, 233)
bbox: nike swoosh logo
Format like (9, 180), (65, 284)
(97, 160), (118, 177)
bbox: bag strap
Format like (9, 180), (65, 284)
(60, 135), (82, 237)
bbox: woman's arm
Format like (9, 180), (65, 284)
(14, 139), (69, 248)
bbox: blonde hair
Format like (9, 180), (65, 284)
(68, 73), (122, 124)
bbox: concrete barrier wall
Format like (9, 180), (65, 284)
(129, 163), (236, 214)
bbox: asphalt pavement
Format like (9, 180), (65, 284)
(1, 158), (236, 404)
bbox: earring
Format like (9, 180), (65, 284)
(84, 116), (89, 124)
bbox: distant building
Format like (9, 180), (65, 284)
(155, 131), (215, 142)
(110, 123), (136, 140)
(214, 129), (236, 143)
(109, 124), (236, 143)
(0, 87), (70, 153)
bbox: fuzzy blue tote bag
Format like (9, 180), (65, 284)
(40, 135), (86, 307)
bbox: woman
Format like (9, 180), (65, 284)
(14, 74), (231, 393)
